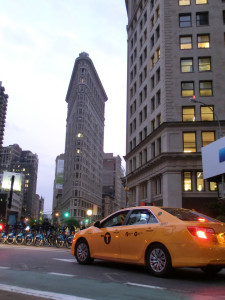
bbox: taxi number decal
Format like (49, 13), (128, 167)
(125, 232), (143, 237)
(104, 232), (111, 244)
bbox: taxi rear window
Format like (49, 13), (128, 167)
(161, 208), (217, 222)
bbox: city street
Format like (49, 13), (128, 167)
(0, 244), (225, 299)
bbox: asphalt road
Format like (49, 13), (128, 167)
(0, 244), (225, 300)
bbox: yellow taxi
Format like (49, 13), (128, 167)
(71, 206), (225, 277)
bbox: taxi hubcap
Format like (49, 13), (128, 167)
(77, 243), (88, 261)
(150, 248), (166, 272)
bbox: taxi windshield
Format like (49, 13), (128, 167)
(161, 208), (218, 222)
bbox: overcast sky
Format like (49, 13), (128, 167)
(0, 0), (128, 214)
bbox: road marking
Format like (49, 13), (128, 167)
(48, 272), (76, 277)
(0, 283), (93, 300)
(125, 282), (166, 290)
(0, 266), (10, 269)
(53, 258), (76, 263)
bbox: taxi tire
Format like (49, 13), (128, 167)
(201, 266), (223, 275)
(75, 239), (93, 265)
(146, 243), (172, 277)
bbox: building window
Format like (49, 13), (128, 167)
(157, 113), (161, 127)
(151, 96), (155, 112)
(181, 82), (194, 97)
(199, 81), (213, 96)
(151, 119), (155, 132)
(184, 172), (192, 191)
(181, 58), (193, 72)
(202, 131), (215, 147)
(198, 57), (211, 72)
(209, 181), (217, 191)
(200, 106), (213, 121)
(179, 0), (190, 5)
(180, 35), (192, 49)
(197, 172), (204, 191)
(196, 12), (209, 26)
(183, 132), (196, 152)
(182, 107), (195, 122)
(156, 47), (160, 61)
(196, 0), (207, 4)
(197, 34), (210, 48)
(151, 142), (155, 158)
(179, 14), (192, 27)
(156, 67), (160, 82)
(156, 90), (161, 106)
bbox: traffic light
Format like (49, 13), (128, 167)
(64, 212), (69, 218)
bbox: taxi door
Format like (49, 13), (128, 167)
(91, 210), (129, 260)
(92, 226), (121, 259)
(119, 209), (159, 262)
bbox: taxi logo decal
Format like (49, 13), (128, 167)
(104, 232), (111, 244)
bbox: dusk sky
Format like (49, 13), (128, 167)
(0, 0), (128, 213)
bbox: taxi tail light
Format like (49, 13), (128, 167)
(188, 227), (215, 240)
(0, 224), (3, 230)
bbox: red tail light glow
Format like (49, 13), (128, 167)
(188, 226), (215, 240)
(0, 224), (3, 230)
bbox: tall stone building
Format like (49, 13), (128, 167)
(0, 82), (8, 152)
(125, 0), (225, 210)
(0, 144), (39, 218)
(62, 52), (107, 223)
(102, 153), (126, 218)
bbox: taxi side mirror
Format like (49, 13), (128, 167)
(94, 221), (101, 228)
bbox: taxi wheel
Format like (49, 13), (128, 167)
(146, 243), (172, 277)
(75, 239), (93, 265)
(201, 266), (223, 275)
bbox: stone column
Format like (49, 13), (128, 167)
(162, 171), (182, 207)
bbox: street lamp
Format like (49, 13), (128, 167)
(189, 96), (223, 138)
(86, 209), (92, 226)
(189, 96), (224, 198)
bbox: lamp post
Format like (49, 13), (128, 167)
(189, 96), (224, 198)
(121, 165), (129, 207)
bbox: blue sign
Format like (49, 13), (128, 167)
(219, 147), (225, 163)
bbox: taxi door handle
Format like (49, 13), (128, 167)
(113, 230), (120, 234)
(146, 227), (153, 232)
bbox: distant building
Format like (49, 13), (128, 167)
(102, 153), (126, 218)
(62, 52), (107, 224)
(52, 154), (64, 221)
(0, 82), (8, 152)
(0, 144), (38, 218)
(124, 0), (225, 210)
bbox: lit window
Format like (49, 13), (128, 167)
(184, 172), (192, 191)
(209, 181), (217, 191)
(199, 81), (212, 96)
(198, 57), (211, 72)
(200, 106), (213, 121)
(196, 12), (209, 26)
(196, 0), (207, 4)
(183, 132), (196, 152)
(181, 82), (194, 97)
(179, 14), (192, 27)
(198, 34), (210, 48)
(179, 0), (190, 5)
(76, 133), (83, 138)
(202, 131), (215, 147)
(197, 172), (204, 191)
(182, 107), (195, 122)
(181, 58), (193, 72)
(180, 36), (192, 49)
